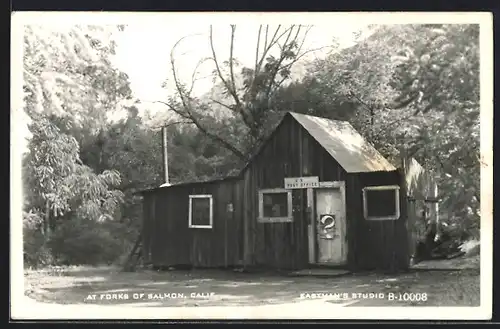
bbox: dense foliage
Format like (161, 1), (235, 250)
(306, 24), (480, 232)
(22, 25), (152, 267)
(21, 23), (481, 268)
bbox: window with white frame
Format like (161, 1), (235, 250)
(188, 194), (213, 228)
(362, 185), (400, 220)
(258, 188), (293, 223)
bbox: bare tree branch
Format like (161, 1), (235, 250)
(210, 98), (235, 111)
(254, 25), (285, 79)
(270, 45), (332, 100)
(160, 32), (249, 161)
(263, 25), (270, 54)
(229, 25), (238, 104)
(189, 57), (211, 95)
(281, 25), (297, 52)
(153, 100), (190, 120)
(255, 25), (262, 72)
(162, 25), (318, 161)
(209, 26), (239, 107)
(264, 26), (301, 102)
(150, 120), (193, 130)
(170, 38), (194, 112)
(209, 25), (255, 130)
(164, 36), (250, 162)
(154, 101), (247, 160)
(286, 45), (333, 69)
(247, 25), (301, 107)
(295, 26), (315, 53)
(193, 119), (247, 160)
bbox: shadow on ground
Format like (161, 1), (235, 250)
(24, 259), (480, 308)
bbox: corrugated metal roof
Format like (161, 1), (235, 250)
(289, 112), (396, 173)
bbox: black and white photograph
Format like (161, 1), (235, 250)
(10, 12), (493, 320)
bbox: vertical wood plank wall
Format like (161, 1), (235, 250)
(143, 115), (412, 272)
(241, 115), (350, 270)
(402, 157), (439, 262)
(345, 170), (409, 271)
(143, 178), (243, 268)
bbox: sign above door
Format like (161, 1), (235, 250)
(284, 176), (320, 189)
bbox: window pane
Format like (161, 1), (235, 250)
(262, 192), (288, 217)
(365, 189), (397, 218)
(191, 198), (211, 226)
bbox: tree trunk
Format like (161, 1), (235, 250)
(370, 107), (375, 140)
(43, 200), (51, 240)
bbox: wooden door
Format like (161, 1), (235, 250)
(315, 188), (346, 265)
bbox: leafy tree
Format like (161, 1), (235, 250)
(23, 24), (134, 171)
(305, 24), (480, 231)
(23, 115), (124, 238)
(272, 78), (357, 121)
(388, 24), (480, 230)
(95, 106), (163, 235)
(22, 24), (133, 266)
(160, 25), (333, 163)
(23, 24), (132, 122)
(167, 124), (241, 182)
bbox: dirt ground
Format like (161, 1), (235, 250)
(23, 257), (480, 310)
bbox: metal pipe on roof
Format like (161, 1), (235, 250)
(161, 126), (171, 187)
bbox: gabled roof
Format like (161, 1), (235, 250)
(141, 111), (397, 193)
(289, 112), (396, 173)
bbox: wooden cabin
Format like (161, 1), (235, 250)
(140, 112), (432, 272)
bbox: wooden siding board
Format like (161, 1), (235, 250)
(401, 157), (438, 264)
(144, 113), (410, 272)
(145, 180), (243, 268)
(141, 195), (152, 263)
(242, 115), (351, 270)
(349, 170), (409, 271)
(398, 176), (410, 269)
(344, 174), (358, 270)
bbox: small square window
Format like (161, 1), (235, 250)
(258, 189), (293, 223)
(363, 185), (400, 220)
(189, 195), (213, 228)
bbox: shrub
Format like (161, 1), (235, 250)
(23, 211), (55, 268)
(47, 218), (128, 266)
(23, 226), (56, 268)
